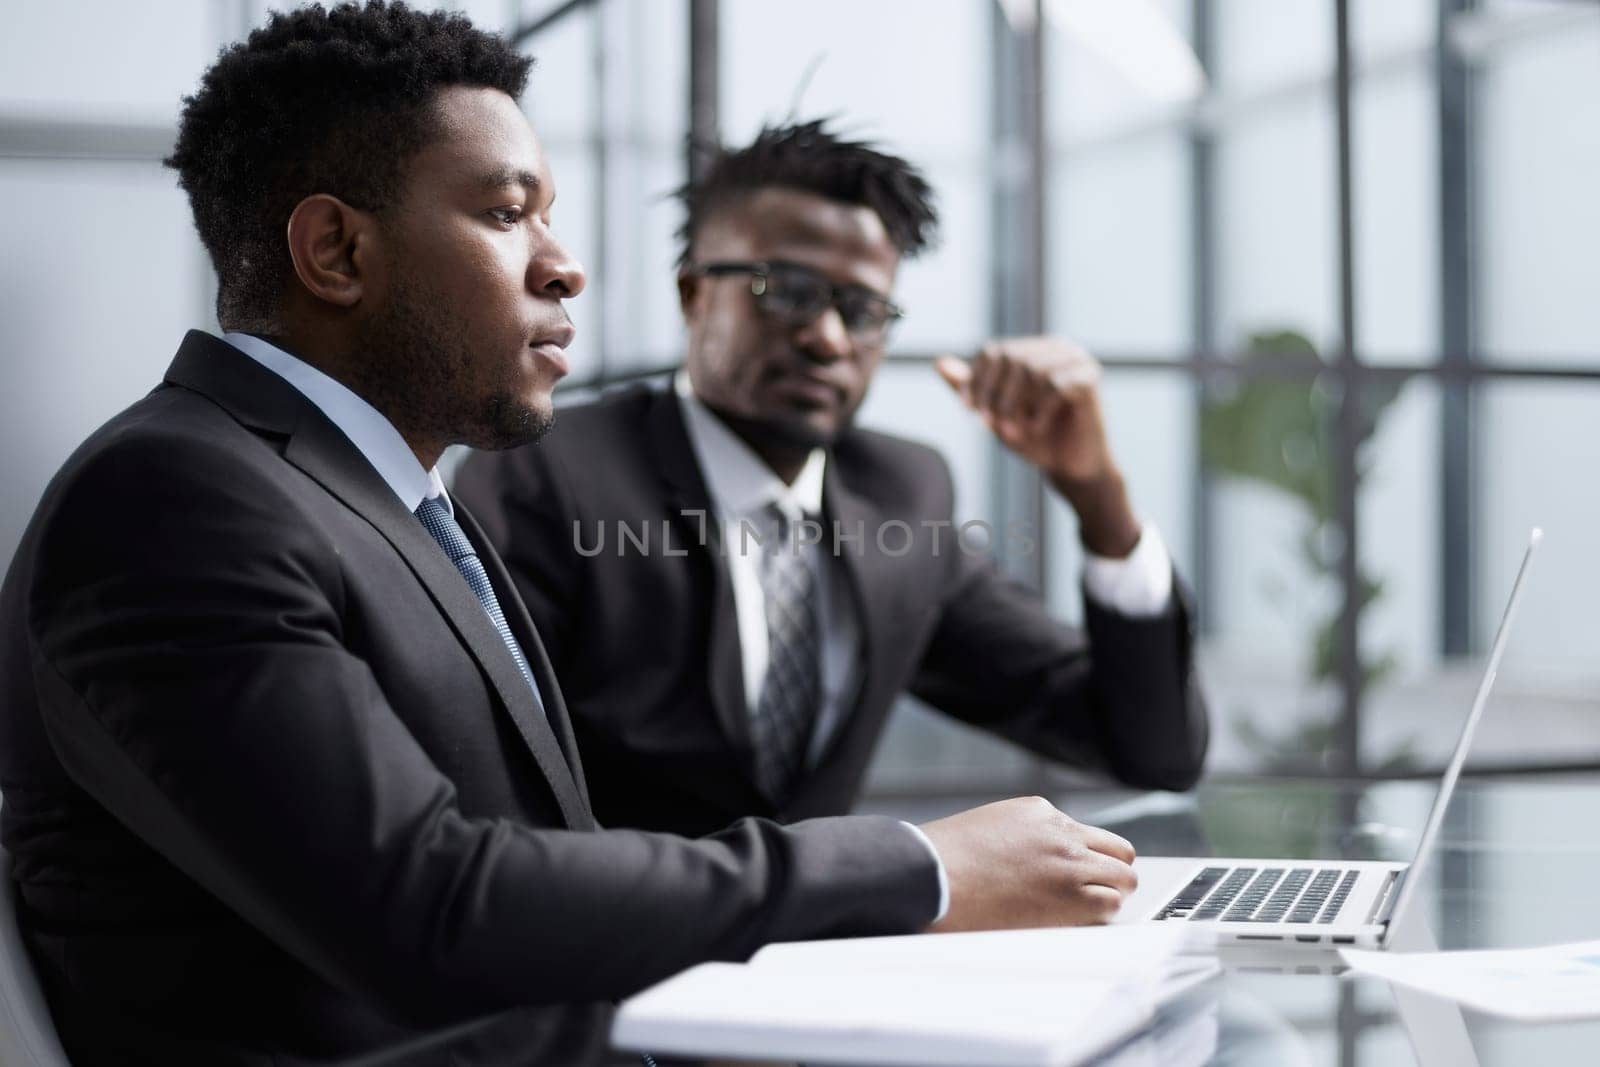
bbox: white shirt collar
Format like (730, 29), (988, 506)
(673, 369), (826, 520)
(224, 331), (450, 514)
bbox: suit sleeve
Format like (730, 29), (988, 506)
(27, 437), (939, 1026)
(452, 443), (584, 673)
(903, 458), (1208, 792)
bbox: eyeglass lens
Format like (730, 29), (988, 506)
(758, 265), (895, 338)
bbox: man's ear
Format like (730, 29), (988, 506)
(676, 268), (702, 321)
(285, 194), (378, 310)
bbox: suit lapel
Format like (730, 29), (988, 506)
(282, 418), (593, 831)
(646, 392), (752, 752)
(455, 500), (595, 827)
(164, 333), (591, 830)
(811, 462), (901, 768)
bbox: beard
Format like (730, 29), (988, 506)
(715, 401), (846, 451)
(348, 266), (554, 454)
(691, 342), (859, 453)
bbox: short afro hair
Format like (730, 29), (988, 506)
(165, 1), (532, 330)
(676, 119), (939, 267)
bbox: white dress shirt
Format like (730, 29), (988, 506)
(224, 331), (452, 514)
(674, 370), (1175, 759)
(674, 371), (1176, 921)
(674, 374), (860, 767)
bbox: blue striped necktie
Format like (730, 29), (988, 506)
(420, 496), (655, 1065)
(415, 495), (545, 715)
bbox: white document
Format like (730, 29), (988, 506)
(1339, 939), (1600, 1021)
(614, 964), (1148, 1067)
(613, 924), (1217, 1067)
(754, 923), (1216, 1002)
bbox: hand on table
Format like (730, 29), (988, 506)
(919, 796), (1138, 932)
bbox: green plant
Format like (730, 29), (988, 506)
(1199, 329), (1415, 774)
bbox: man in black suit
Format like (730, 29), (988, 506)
(0, 7), (1146, 1066)
(455, 122), (1209, 838)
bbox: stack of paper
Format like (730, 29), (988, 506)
(1092, 985), (1220, 1067)
(612, 924), (1217, 1066)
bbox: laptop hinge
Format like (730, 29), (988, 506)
(1368, 868), (1407, 927)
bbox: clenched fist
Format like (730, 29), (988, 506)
(918, 796), (1138, 932)
(937, 338), (1141, 558)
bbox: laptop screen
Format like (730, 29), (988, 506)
(1383, 527), (1542, 935)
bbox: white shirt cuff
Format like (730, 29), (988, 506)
(899, 821), (950, 924)
(1081, 522), (1173, 618)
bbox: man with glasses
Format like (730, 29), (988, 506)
(455, 121), (1207, 838)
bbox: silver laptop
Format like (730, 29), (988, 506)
(1115, 528), (1542, 951)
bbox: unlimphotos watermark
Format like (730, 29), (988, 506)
(571, 510), (1038, 559)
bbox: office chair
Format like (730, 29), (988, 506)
(0, 802), (73, 1067)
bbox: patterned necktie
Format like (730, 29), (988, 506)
(750, 503), (822, 804)
(415, 495), (545, 716)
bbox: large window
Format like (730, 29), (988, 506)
(1039, 0), (1600, 780)
(4, 0), (1596, 791)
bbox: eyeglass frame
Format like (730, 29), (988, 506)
(688, 259), (905, 343)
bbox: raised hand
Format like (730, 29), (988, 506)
(936, 337), (1140, 558)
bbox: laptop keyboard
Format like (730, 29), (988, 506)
(1156, 866), (1361, 924)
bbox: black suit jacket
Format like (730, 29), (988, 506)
(0, 334), (939, 1066)
(453, 384), (1208, 837)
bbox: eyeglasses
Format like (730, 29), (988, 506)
(692, 260), (904, 344)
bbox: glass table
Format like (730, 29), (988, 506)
(859, 773), (1600, 1066)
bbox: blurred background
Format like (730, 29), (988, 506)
(2, 0), (1597, 798)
